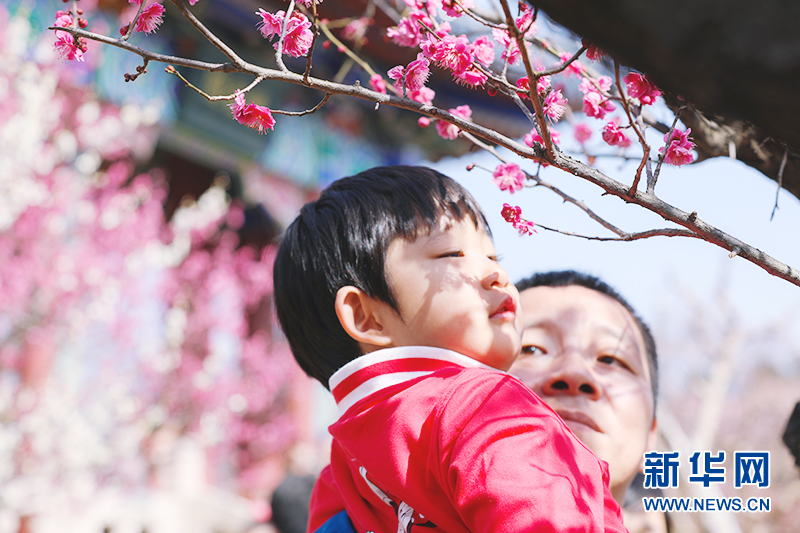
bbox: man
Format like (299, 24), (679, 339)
(510, 270), (667, 532)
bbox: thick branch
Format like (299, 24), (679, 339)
(553, 152), (800, 286)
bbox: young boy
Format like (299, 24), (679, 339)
(274, 166), (627, 533)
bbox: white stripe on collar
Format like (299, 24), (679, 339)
(329, 346), (498, 417)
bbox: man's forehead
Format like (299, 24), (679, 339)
(520, 286), (645, 345)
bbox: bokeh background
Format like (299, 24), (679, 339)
(2, 1), (799, 532)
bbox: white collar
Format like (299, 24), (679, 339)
(329, 346), (498, 417)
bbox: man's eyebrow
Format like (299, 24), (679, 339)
(523, 318), (560, 332)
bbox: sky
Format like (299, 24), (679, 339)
(424, 133), (800, 351)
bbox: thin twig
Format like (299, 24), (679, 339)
(652, 104), (687, 191)
(303, 0), (319, 82)
(168, 0), (245, 67)
(271, 93), (332, 116)
(275, 0), (297, 73)
(455, 0), (505, 28)
(614, 62), (650, 196)
(318, 22), (397, 94)
(121, 0), (146, 42)
(498, 0), (553, 160)
(538, 46), (587, 77)
(770, 147), (789, 221)
(535, 224), (700, 242)
(165, 66), (265, 100)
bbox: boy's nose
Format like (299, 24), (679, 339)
(481, 262), (510, 290)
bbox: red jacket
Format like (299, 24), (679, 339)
(309, 346), (627, 533)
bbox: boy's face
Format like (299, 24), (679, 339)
(382, 217), (523, 370)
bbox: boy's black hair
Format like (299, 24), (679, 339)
(515, 270), (659, 406)
(274, 166), (489, 388)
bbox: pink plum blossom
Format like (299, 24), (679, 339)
(229, 91), (276, 134)
(660, 128), (696, 166)
(623, 72), (662, 105)
(388, 54), (431, 93)
(574, 123), (593, 144)
(501, 203), (536, 236)
(135, 3), (166, 34)
(472, 35), (495, 66)
(409, 86), (435, 106)
(54, 10), (73, 30)
(491, 26), (530, 65)
(256, 9), (313, 57)
(516, 75), (550, 98)
(559, 52), (584, 77)
(582, 91), (616, 119)
(581, 38), (606, 61)
(54, 34), (86, 62)
(435, 105), (471, 140)
(602, 120), (631, 148)
(543, 89), (568, 122)
(256, 9), (282, 37)
(454, 68), (487, 87)
(341, 17), (369, 43)
(514, 4), (537, 38)
(492, 163), (526, 193)
(578, 75), (612, 95)
(431, 35), (474, 76)
(442, 0), (474, 17)
(524, 127), (561, 149)
(369, 74), (387, 94)
(387, 12), (430, 47)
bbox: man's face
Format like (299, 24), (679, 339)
(509, 285), (656, 502)
(381, 218), (523, 371)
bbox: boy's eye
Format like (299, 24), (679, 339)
(438, 250), (464, 258)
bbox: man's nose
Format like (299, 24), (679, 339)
(541, 354), (602, 400)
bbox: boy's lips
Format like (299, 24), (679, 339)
(489, 296), (517, 319)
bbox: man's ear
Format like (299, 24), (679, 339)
(640, 417), (659, 473)
(335, 286), (394, 350)
(647, 417), (658, 450)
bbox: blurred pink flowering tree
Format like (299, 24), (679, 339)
(49, 0), (800, 287)
(0, 5), (295, 522)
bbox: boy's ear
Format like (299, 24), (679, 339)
(335, 286), (394, 350)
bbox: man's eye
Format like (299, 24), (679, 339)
(520, 345), (545, 356)
(598, 355), (631, 371)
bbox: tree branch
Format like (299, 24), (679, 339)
(498, 0), (554, 160)
(168, 0), (246, 68)
(51, 10), (800, 288)
(535, 224), (699, 242)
